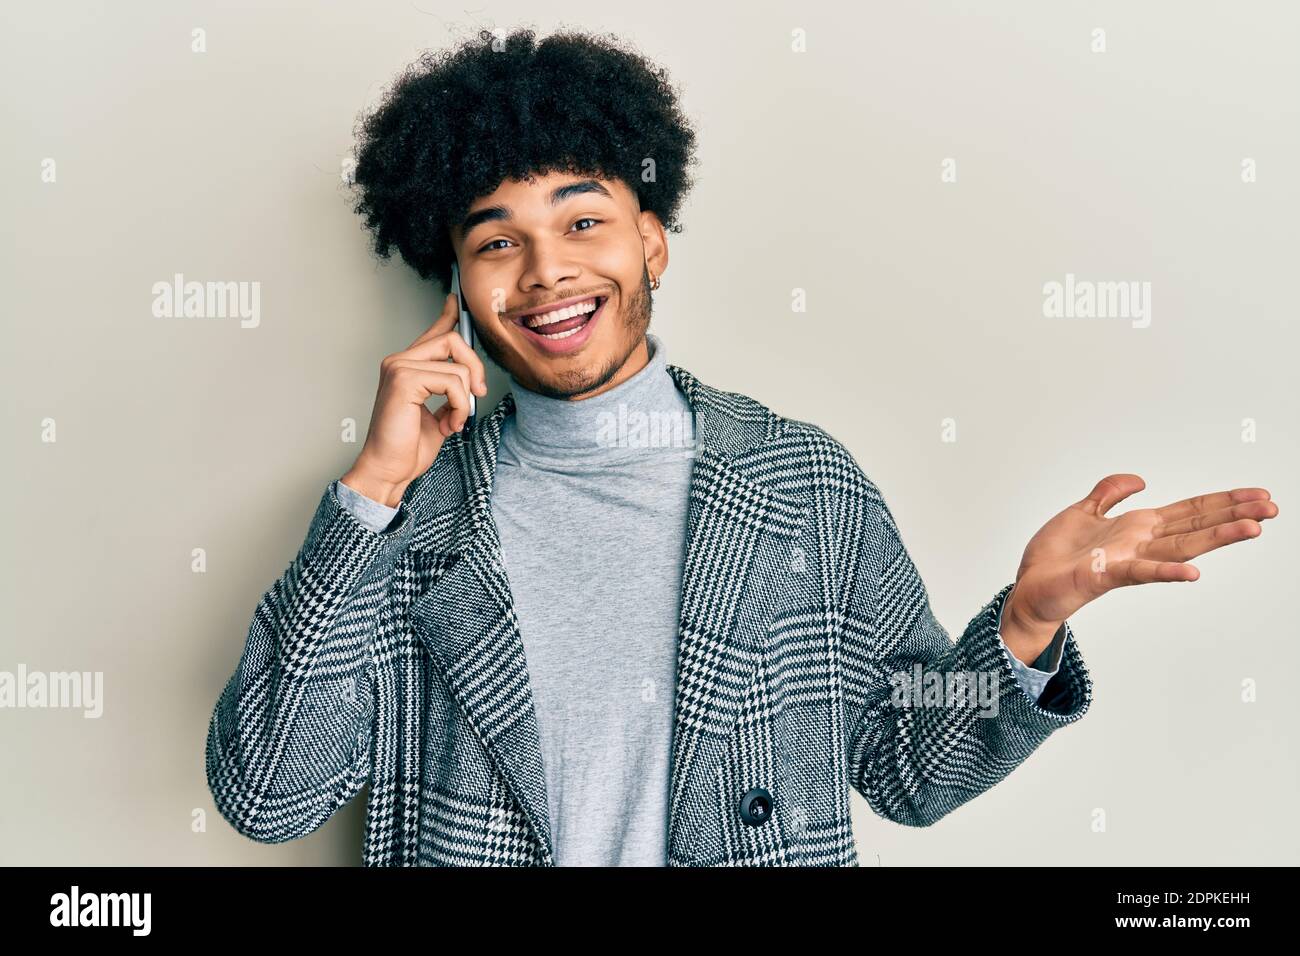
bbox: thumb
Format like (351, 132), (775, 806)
(1081, 473), (1146, 517)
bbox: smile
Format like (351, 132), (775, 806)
(513, 296), (607, 354)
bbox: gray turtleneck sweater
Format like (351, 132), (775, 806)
(334, 332), (1062, 865)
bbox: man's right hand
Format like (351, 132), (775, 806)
(340, 292), (488, 508)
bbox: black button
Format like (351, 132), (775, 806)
(739, 787), (773, 826)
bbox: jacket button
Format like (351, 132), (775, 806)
(739, 787), (773, 826)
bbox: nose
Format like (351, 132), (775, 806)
(516, 234), (583, 298)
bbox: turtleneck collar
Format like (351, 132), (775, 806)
(501, 332), (694, 463)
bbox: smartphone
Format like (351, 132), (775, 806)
(449, 262), (476, 433)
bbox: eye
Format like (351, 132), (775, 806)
(571, 217), (601, 232)
(477, 238), (511, 253)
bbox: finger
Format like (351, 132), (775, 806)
(436, 390), (472, 433)
(428, 401), (455, 438)
(1097, 558), (1200, 588)
(419, 403), (449, 443)
(1153, 487), (1272, 523)
(437, 378), (472, 432)
(388, 365), (472, 428)
(407, 292), (462, 350)
(434, 403), (460, 434)
(386, 358), (474, 407)
(1153, 498), (1279, 538)
(1080, 473), (1146, 517)
(1141, 517), (1265, 563)
(394, 327), (488, 396)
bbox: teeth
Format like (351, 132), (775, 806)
(524, 298), (599, 328)
(537, 323), (585, 340)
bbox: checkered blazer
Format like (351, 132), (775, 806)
(205, 362), (1094, 866)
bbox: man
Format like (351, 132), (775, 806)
(204, 28), (1278, 866)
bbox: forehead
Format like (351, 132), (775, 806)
(454, 172), (633, 240)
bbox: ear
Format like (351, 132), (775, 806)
(639, 209), (669, 281)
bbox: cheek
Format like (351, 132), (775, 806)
(464, 273), (507, 324)
(584, 239), (642, 285)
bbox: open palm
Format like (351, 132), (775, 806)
(1008, 474), (1279, 628)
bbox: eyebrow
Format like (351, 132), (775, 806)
(456, 179), (614, 239)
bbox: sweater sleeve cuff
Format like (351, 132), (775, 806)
(996, 582), (1069, 704)
(335, 477), (404, 534)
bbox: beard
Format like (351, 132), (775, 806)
(473, 263), (654, 400)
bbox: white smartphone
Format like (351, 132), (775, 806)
(449, 262), (476, 431)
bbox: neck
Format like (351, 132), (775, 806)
(572, 334), (651, 400)
(503, 333), (688, 455)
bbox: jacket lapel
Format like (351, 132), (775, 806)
(404, 389), (558, 862)
(660, 369), (812, 864)
(405, 362), (811, 866)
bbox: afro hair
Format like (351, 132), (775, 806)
(347, 27), (700, 290)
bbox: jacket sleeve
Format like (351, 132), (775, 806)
(205, 478), (415, 843)
(839, 482), (1094, 828)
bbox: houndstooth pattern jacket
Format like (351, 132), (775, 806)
(205, 362), (1094, 866)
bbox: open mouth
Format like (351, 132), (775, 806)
(515, 296), (606, 342)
